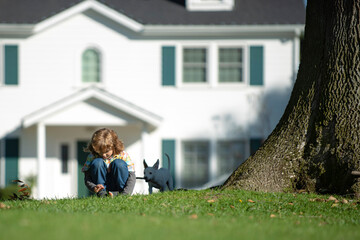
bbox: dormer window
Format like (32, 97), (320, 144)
(82, 48), (101, 83)
(186, 0), (234, 11)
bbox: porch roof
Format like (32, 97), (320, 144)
(22, 86), (162, 129)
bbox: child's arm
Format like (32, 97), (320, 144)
(121, 171), (136, 195)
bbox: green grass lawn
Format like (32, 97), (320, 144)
(1, 189), (359, 240)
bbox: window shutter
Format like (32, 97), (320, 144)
(5, 138), (19, 186)
(250, 138), (263, 156)
(162, 46), (176, 86)
(162, 139), (176, 187)
(249, 46), (264, 86)
(4, 45), (19, 85)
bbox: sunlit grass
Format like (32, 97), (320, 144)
(1, 189), (359, 240)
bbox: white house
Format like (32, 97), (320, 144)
(0, 0), (305, 198)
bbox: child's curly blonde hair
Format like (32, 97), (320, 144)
(84, 128), (124, 157)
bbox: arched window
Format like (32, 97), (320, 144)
(82, 48), (100, 83)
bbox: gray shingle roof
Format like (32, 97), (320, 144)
(0, 0), (305, 25)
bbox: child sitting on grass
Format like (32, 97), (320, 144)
(82, 128), (136, 197)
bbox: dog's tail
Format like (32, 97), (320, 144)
(165, 153), (170, 170)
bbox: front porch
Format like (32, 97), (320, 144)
(21, 86), (162, 199)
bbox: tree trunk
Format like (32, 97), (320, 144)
(223, 0), (360, 196)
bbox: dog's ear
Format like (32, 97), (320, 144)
(143, 159), (148, 168)
(153, 159), (160, 170)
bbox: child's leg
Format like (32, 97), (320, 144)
(107, 159), (129, 191)
(88, 158), (108, 189)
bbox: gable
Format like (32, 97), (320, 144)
(22, 86), (162, 129)
(43, 98), (132, 126)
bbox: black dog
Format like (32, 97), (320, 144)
(142, 153), (174, 194)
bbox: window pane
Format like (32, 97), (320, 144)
(219, 67), (242, 82)
(217, 141), (246, 176)
(219, 48), (243, 83)
(183, 48), (207, 83)
(220, 48), (242, 63)
(182, 141), (209, 188)
(82, 49), (100, 83)
(183, 67), (206, 82)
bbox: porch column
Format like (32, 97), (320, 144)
(37, 122), (46, 199)
(141, 123), (149, 160)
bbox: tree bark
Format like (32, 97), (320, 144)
(223, 0), (360, 195)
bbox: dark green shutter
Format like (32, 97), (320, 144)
(162, 46), (176, 86)
(162, 139), (175, 188)
(77, 141), (91, 198)
(5, 138), (19, 186)
(250, 46), (264, 86)
(250, 138), (263, 155)
(5, 45), (19, 85)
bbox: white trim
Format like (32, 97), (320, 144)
(142, 25), (304, 37)
(186, 0), (234, 11)
(0, 23), (304, 38)
(37, 122), (46, 199)
(22, 86), (162, 129)
(0, 45), (3, 87)
(78, 46), (105, 87)
(179, 44), (211, 88)
(217, 44), (248, 86)
(75, 44), (106, 88)
(0, 24), (33, 36)
(174, 42), (252, 89)
(33, 0), (143, 34)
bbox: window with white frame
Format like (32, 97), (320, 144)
(218, 47), (243, 83)
(182, 141), (210, 188)
(217, 140), (246, 176)
(183, 48), (207, 83)
(82, 48), (101, 83)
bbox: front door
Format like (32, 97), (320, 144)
(77, 141), (91, 198)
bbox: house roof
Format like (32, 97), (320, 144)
(22, 86), (162, 129)
(0, 0), (305, 25)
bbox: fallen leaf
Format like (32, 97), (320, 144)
(288, 202), (294, 205)
(207, 199), (216, 203)
(207, 213), (214, 216)
(189, 214), (198, 219)
(270, 214), (276, 218)
(0, 203), (10, 209)
(230, 205), (235, 209)
(248, 199), (255, 203)
(331, 203), (338, 208)
(328, 196), (337, 202)
(341, 199), (349, 204)
(310, 198), (326, 202)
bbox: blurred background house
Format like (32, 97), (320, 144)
(0, 0), (305, 198)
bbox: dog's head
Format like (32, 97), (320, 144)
(143, 159), (159, 182)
